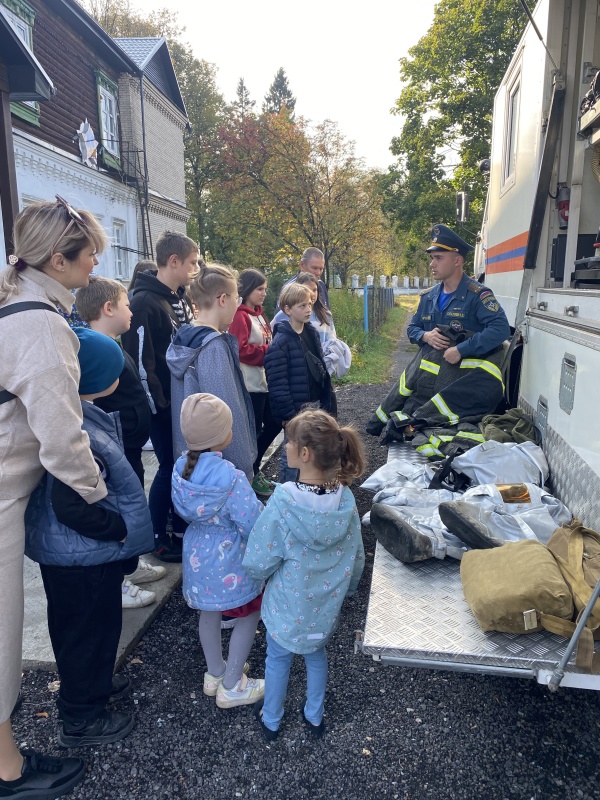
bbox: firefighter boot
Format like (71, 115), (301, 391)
(370, 503), (433, 563)
(438, 501), (504, 550)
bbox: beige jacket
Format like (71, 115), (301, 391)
(0, 269), (106, 502)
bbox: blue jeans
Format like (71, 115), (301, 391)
(262, 633), (328, 731)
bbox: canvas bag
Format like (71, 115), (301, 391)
(543, 520), (600, 673)
(460, 539), (574, 634)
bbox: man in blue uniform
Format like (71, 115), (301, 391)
(408, 224), (510, 363)
(366, 224), (510, 447)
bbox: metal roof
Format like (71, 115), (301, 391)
(115, 37), (164, 70)
(115, 37), (187, 117)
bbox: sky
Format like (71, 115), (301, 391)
(141, 0), (439, 170)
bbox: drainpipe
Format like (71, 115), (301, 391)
(139, 69), (152, 257)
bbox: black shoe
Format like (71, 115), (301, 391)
(10, 690), (24, 717)
(58, 711), (134, 748)
(108, 674), (130, 703)
(254, 700), (278, 742)
(370, 503), (433, 563)
(438, 501), (503, 550)
(300, 710), (326, 739)
(0, 749), (85, 799)
(153, 535), (182, 563)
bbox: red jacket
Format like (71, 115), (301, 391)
(229, 305), (272, 367)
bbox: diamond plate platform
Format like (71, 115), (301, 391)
(362, 442), (600, 688)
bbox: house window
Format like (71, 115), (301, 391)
(502, 75), (520, 190)
(2, 0), (40, 127)
(113, 221), (129, 279)
(95, 72), (120, 166)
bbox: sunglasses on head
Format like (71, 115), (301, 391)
(50, 195), (89, 255)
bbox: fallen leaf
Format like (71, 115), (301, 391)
(131, 658), (143, 665)
(47, 680), (60, 693)
(362, 748), (372, 756)
(35, 712), (49, 718)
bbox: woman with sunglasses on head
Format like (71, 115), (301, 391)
(0, 198), (109, 799)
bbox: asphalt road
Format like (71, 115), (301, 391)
(13, 361), (600, 800)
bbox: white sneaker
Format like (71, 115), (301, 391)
(124, 558), (166, 585)
(121, 579), (156, 608)
(215, 673), (265, 708)
(203, 661), (250, 697)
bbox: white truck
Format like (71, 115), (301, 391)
(358, 0), (600, 690)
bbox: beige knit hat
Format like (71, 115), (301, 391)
(180, 393), (233, 451)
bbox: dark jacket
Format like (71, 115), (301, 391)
(94, 348), (151, 451)
(264, 321), (332, 422)
(407, 272), (510, 358)
(25, 403), (153, 567)
(121, 270), (192, 415)
(367, 324), (504, 439)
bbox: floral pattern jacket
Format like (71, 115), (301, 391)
(172, 452), (264, 611)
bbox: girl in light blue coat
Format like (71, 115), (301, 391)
(172, 393), (265, 709)
(243, 409), (366, 740)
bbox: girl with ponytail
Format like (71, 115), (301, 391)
(243, 409), (366, 741)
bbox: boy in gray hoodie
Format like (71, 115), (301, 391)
(167, 263), (256, 482)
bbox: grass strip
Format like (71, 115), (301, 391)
(330, 294), (417, 385)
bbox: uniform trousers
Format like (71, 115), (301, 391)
(0, 496), (28, 724)
(39, 560), (123, 724)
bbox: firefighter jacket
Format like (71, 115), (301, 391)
(407, 273), (510, 358)
(366, 325), (504, 457)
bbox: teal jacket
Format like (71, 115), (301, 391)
(242, 484), (364, 654)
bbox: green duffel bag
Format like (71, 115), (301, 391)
(460, 539), (574, 634)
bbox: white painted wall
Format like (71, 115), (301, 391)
(12, 129), (139, 280)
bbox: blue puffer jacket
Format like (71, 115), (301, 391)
(172, 451), (264, 611)
(264, 321), (332, 422)
(25, 403), (153, 566)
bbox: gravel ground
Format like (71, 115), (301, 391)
(13, 331), (600, 800)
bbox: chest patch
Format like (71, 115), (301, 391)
(446, 311), (464, 318)
(421, 314), (432, 321)
(449, 320), (464, 332)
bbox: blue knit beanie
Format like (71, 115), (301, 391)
(73, 327), (124, 395)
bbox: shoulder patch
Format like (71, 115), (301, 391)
(482, 295), (499, 312)
(467, 282), (485, 295)
(420, 287), (433, 296)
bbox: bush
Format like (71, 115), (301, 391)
(328, 290), (367, 352)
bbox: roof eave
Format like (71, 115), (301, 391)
(44, 0), (138, 74)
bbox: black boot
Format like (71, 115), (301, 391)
(438, 501), (503, 550)
(0, 750), (85, 799)
(108, 674), (130, 703)
(370, 503), (433, 563)
(153, 533), (182, 563)
(58, 710), (134, 748)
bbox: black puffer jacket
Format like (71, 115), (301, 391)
(264, 321), (332, 422)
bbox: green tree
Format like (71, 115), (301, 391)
(232, 78), (256, 121)
(81, 0), (182, 39)
(263, 67), (296, 117)
(384, 0), (533, 271)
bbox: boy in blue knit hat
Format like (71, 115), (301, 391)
(25, 329), (153, 748)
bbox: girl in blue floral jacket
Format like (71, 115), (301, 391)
(243, 409), (366, 741)
(172, 392), (265, 709)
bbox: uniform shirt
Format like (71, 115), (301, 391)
(407, 273), (510, 358)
